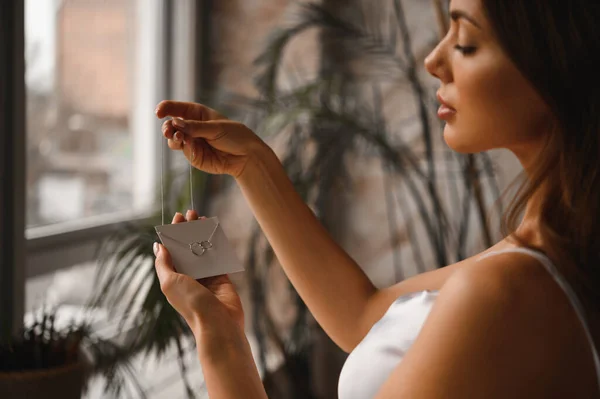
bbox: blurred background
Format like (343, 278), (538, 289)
(1, 0), (525, 398)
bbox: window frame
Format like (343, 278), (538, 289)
(0, 0), (26, 337)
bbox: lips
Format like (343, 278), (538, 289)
(436, 92), (456, 120)
(436, 92), (456, 111)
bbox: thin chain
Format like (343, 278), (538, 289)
(189, 145), (194, 211)
(157, 133), (216, 257)
(161, 125), (196, 226)
(207, 221), (219, 241)
(160, 130), (165, 226)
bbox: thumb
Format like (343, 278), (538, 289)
(153, 242), (176, 287)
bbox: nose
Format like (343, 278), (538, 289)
(424, 42), (449, 82)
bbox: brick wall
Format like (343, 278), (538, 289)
(57, 0), (131, 118)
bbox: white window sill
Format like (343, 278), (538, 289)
(26, 210), (156, 278)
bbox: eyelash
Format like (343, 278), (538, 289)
(454, 45), (476, 55)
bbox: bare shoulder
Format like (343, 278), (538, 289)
(462, 250), (600, 396)
(451, 248), (556, 300)
(437, 248), (562, 337)
(375, 250), (584, 398)
(363, 241), (538, 340)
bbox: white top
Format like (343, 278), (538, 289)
(338, 247), (600, 399)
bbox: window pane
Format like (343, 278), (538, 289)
(25, 0), (144, 228)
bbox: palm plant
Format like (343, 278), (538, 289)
(90, 1), (503, 398)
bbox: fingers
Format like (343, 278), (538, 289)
(163, 120), (190, 151)
(170, 119), (228, 142)
(163, 117), (216, 154)
(172, 212), (186, 224)
(168, 138), (183, 151)
(162, 119), (175, 139)
(168, 130), (185, 151)
(172, 211), (206, 224)
(162, 118), (186, 141)
(155, 101), (223, 121)
(197, 274), (230, 286)
(186, 209), (199, 221)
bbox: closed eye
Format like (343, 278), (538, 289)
(454, 45), (476, 55)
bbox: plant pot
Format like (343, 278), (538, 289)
(0, 360), (85, 399)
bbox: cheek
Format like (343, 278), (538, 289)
(445, 55), (548, 153)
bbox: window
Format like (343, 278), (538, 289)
(23, 0), (176, 279)
(22, 0), (203, 279)
(2, 2), (213, 392)
(25, 0), (162, 232)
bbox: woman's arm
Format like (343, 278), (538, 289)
(236, 146), (378, 352)
(195, 324), (268, 399)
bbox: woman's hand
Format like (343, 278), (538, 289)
(155, 211), (268, 399)
(155, 100), (268, 178)
(153, 210), (245, 342)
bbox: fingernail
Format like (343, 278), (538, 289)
(174, 132), (183, 142)
(153, 242), (159, 256)
(172, 117), (185, 128)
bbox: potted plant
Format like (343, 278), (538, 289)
(0, 306), (142, 399)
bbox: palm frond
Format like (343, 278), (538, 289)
(253, 1), (407, 98)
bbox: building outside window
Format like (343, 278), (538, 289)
(26, 0), (144, 229)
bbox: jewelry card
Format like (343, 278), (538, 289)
(154, 217), (245, 279)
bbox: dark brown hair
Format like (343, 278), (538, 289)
(482, 1), (600, 307)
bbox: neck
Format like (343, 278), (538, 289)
(511, 141), (549, 248)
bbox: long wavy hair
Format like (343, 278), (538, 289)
(483, 1), (600, 309)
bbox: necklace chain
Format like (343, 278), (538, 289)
(160, 123), (195, 226)
(206, 221), (219, 242)
(158, 125), (213, 256)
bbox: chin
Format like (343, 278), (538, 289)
(442, 124), (481, 154)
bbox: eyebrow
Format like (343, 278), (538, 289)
(450, 9), (482, 30)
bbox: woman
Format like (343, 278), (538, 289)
(153, 0), (600, 397)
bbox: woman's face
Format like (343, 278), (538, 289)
(425, 0), (550, 157)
